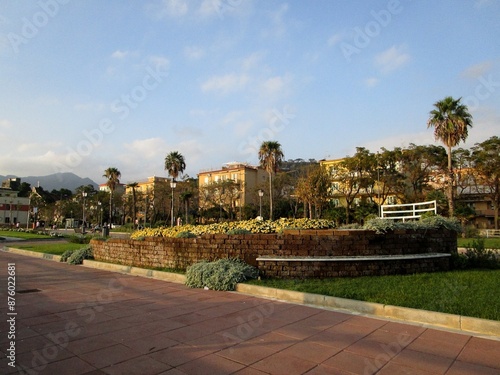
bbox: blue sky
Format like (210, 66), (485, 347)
(0, 0), (499, 185)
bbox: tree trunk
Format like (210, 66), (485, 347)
(447, 146), (454, 217)
(268, 172), (273, 220)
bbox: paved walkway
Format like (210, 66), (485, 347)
(0, 252), (498, 375)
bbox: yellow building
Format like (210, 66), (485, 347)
(319, 158), (397, 210)
(198, 162), (268, 217)
(124, 176), (171, 224)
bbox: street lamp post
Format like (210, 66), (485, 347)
(170, 179), (176, 227)
(82, 192), (87, 233)
(258, 189), (264, 219)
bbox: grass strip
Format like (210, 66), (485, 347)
(0, 230), (54, 240)
(247, 270), (500, 321)
(12, 242), (85, 255)
(457, 237), (500, 249)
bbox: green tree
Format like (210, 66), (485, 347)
(126, 182), (139, 229)
(258, 141), (284, 220)
(164, 151), (186, 182)
(471, 136), (500, 229)
(103, 167), (121, 225)
(427, 96), (473, 217)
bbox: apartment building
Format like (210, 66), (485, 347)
(0, 187), (30, 226)
(198, 162), (268, 213)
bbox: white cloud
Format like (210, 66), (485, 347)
(262, 76), (286, 95)
(160, 0), (189, 17)
(241, 52), (266, 71)
(374, 45), (410, 74)
(184, 46), (205, 60)
(0, 119), (13, 129)
(461, 61), (494, 79)
(111, 50), (128, 59)
(365, 77), (380, 88)
(201, 73), (250, 94)
(73, 102), (105, 112)
(261, 3), (288, 38)
(327, 33), (343, 47)
(124, 138), (167, 160)
(147, 55), (170, 70)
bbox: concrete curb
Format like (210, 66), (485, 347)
(2, 247), (62, 262)
(82, 259), (187, 284)
(3, 249), (498, 338)
(235, 284), (500, 337)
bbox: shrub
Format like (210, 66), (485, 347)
(67, 247), (93, 265)
(60, 249), (77, 262)
(226, 228), (252, 235)
(464, 238), (499, 269)
(175, 231), (197, 238)
(68, 234), (92, 244)
(185, 258), (259, 291)
(363, 215), (462, 234)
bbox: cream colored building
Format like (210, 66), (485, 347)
(0, 188), (30, 226)
(198, 162), (268, 213)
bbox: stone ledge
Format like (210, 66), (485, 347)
(2, 247), (62, 262)
(235, 283), (500, 338)
(82, 259), (186, 284)
(256, 253), (451, 262)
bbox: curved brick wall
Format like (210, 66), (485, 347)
(90, 229), (457, 278)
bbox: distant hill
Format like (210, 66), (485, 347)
(0, 173), (98, 192)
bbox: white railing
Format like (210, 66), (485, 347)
(381, 200), (437, 221)
(482, 229), (500, 238)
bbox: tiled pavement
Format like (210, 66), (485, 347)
(0, 252), (499, 375)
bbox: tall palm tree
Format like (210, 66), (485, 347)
(165, 151), (186, 226)
(103, 167), (121, 226)
(126, 182), (138, 229)
(164, 151), (186, 182)
(427, 96), (473, 217)
(258, 141), (284, 220)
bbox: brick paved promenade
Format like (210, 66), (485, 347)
(0, 252), (498, 374)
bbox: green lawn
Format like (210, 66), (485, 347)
(0, 230), (53, 240)
(247, 270), (500, 321)
(458, 237), (500, 249)
(12, 242), (86, 255)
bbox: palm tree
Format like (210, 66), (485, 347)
(164, 151), (186, 182)
(258, 141), (284, 220)
(126, 182), (138, 229)
(165, 151), (186, 226)
(103, 167), (121, 226)
(427, 96), (473, 217)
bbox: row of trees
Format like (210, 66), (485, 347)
(24, 96), (499, 229)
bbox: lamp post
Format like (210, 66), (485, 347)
(170, 179), (176, 227)
(82, 192), (87, 233)
(258, 189), (264, 219)
(97, 201), (102, 227)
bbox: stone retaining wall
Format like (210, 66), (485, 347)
(91, 229), (457, 278)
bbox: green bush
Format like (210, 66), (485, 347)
(60, 249), (77, 262)
(185, 258), (259, 291)
(464, 238), (499, 269)
(363, 215), (462, 234)
(68, 234), (92, 244)
(225, 228), (252, 235)
(175, 231), (197, 238)
(67, 247), (93, 265)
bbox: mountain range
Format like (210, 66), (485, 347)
(0, 173), (98, 192)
